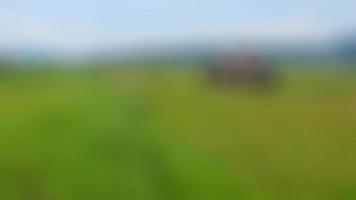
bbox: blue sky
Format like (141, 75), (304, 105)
(1, 0), (355, 52)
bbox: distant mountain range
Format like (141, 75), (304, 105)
(1, 32), (355, 63)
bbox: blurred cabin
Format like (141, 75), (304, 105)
(207, 52), (278, 88)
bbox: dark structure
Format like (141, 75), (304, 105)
(207, 52), (277, 88)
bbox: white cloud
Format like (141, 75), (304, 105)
(0, 8), (109, 52)
(196, 18), (336, 43)
(0, 7), (337, 54)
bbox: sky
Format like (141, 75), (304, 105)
(0, 0), (355, 52)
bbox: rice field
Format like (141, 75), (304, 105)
(0, 64), (356, 200)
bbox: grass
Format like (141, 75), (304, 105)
(0, 65), (356, 200)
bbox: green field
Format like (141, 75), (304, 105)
(0, 65), (356, 200)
